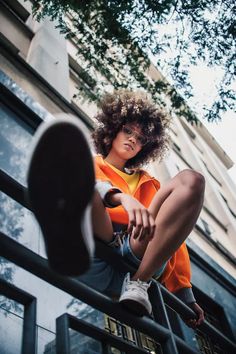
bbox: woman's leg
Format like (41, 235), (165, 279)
(92, 189), (114, 242)
(27, 116), (114, 276)
(129, 169), (205, 281)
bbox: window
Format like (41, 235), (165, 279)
(0, 0), (33, 58)
(193, 287), (234, 354)
(105, 315), (162, 353)
(170, 127), (178, 136)
(0, 102), (33, 185)
(201, 160), (222, 186)
(0, 299), (24, 354)
(196, 218), (215, 237)
(173, 142), (181, 153)
(1, 0), (30, 22)
(220, 194), (236, 218)
(172, 142), (193, 169)
(196, 331), (225, 354)
(69, 56), (96, 90)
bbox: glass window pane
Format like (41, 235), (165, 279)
(0, 192), (46, 257)
(69, 329), (102, 354)
(0, 102), (33, 185)
(0, 295), (23, 317)
(0, 304), (23, 354)
(37, 326), (56, 354)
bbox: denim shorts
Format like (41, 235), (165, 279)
(77, 233), (167, 297)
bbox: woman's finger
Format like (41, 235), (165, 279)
(138, 209), (150, 240)
(196, 308), (205, 326)
(132, 209), (142, 239)
(184, 318), (197, 329)
(149, 215), (156, 239)
(127, 209), (136, 234)
(189, 303), (205, 327)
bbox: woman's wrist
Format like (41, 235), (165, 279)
(106, 191), (123, 207)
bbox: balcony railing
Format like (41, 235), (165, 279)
(1, 168), (236, 354)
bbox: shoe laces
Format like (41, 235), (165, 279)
(109, 232), (125, 248)
(125, 277), (150, 295)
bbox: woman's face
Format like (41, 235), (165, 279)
(110, 123), (146, 160)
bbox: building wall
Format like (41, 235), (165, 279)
(0, 1), (236, 353)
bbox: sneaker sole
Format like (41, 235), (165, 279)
(27, 119), (95, 276)
(120, 298), (151, 317)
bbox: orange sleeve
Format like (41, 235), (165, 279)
(163, 242), (192, 293)
(94, 162), (109, 182)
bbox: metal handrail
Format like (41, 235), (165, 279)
(56, 313), (152, 354)
(1, 169), (236, 353)
(0, 232), (199, 354)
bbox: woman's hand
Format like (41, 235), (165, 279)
(183, 302), (205, 329)
(119, 193), (156, 241)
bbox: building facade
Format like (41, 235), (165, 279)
(0, 1), (236, 353)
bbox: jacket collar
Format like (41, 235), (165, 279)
(95, 155), (157, 185)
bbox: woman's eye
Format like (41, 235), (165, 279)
(124, 127), (132, 135)
(137, 136), (143, 143)
(138, 136), (147, 145)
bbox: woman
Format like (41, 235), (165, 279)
(27, 90), (205, 326)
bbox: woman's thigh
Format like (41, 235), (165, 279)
(148, 178), (175, 219)
(148, 169), (204, 218)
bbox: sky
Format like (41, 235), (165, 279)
(187, 64), (236, 183)
(150, 21), (236, 184)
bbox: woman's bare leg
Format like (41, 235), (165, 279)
(129, 169), (205, 281)
(92, 190), (114, 242)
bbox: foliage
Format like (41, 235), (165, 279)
(32, 0), (235, 123)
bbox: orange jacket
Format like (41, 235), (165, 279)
(95, 155), (192, 294)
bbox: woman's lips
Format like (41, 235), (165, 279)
(124, 143), (133, 150)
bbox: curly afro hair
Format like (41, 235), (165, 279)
(92, 90), (170, 169)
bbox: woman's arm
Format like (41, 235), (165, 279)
(108, 192), (156, 240)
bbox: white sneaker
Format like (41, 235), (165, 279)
(119, 273), (152, 316)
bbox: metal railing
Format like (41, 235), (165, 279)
(0, 278), (36, 354)
(0, 168), (236, 354)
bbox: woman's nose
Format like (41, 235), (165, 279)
(128, 134), (136, 143)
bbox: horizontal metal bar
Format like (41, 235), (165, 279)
(0, 168), (30, 210)
(161, 286), (197, 320)
(174, 336), (199, 354)
(200, 321), (236, 353)
(0, 232), (170, 344)
(0, 278), (36, 305)
(67, 314), (149, 354)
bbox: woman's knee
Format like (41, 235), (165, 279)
(177, 169), (205, 194)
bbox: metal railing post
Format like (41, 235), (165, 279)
(149, 281), (179, 354)
(22, 298), (37, 354)
(0, 279), (37, 354)
(56, 314), (70, 354)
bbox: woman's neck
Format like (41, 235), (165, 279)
(104, 152), (126, 172)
